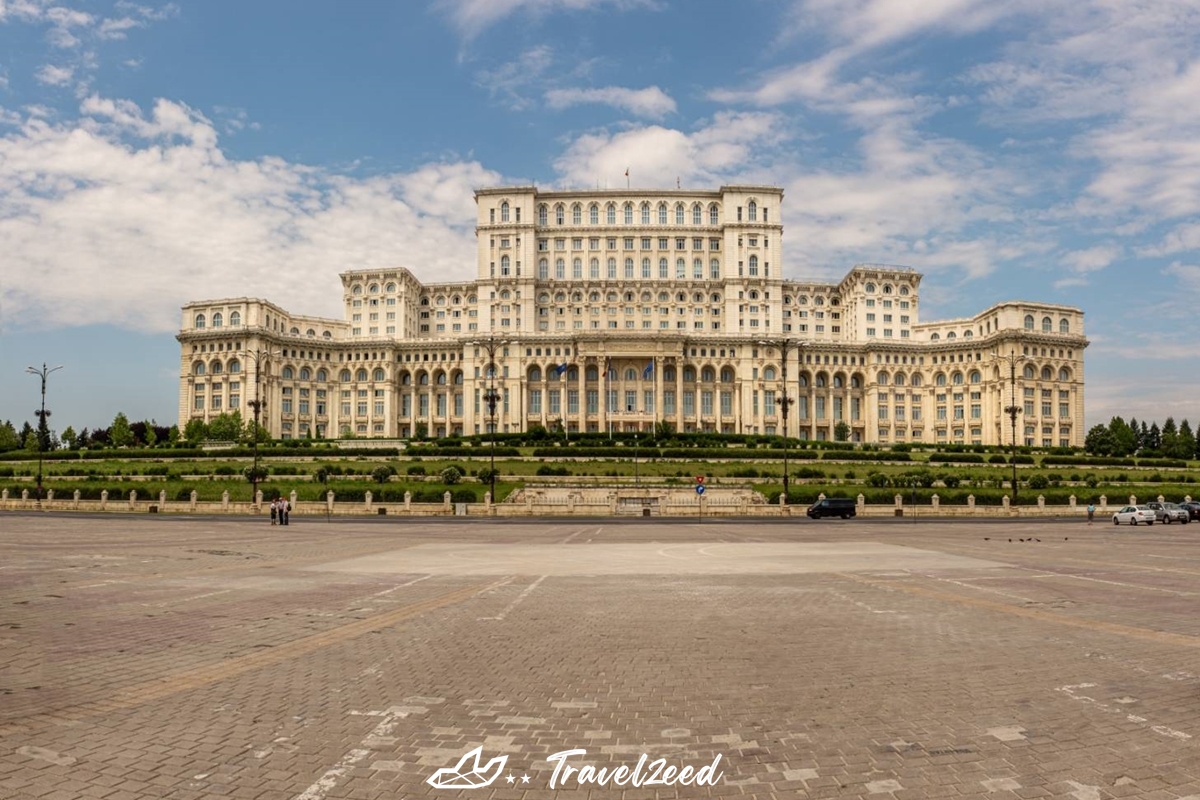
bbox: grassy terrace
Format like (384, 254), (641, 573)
(2, 438), (1197, 505)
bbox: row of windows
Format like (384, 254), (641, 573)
(193, 311), (240, 329)
(529, 201), (767, 227)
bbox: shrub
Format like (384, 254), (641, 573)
(406, 465), (427, 476)
(866, 472), (890, 488)
(371, 465), (396, 484)
(440, 466), (462, 485)
(795, 467), (826, 479)
(1028, 474), (1049, 490)
(988, 454), (1007, 464)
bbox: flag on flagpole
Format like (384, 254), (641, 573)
(624, 167), (629, 177)
(642, 360), (653, 380)
(555, 362), (569, 376)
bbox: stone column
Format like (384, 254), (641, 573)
(598, 358), (607, 436)
(326, 490), (335, 514)
(1130, 494), (1137, 505)
(1, 489), (7, 502)
(73, 489), (80, 509)
(47, 489), (54, 502)
(1069, 494), (1076, 509)
(1038, 495), (1046, 509)
(100, 489), (108, 510)
(290, 490), (298, 511)
(967, 494), (975, 510)
(1157, 494), (1165, 503)
(159, 490), (167, 508)
(21, 489), (29, 503)
(365, 491), (373, 512)
(190, 490), (198, 511)
(443, 491), (452, 512)
(222, 490), (230, 510)
(1002, 495), (1010, 511)
(894, 494), (903, 509)
(857, 493), (865, 512)
(404, 491), (412, 511)
(1099, 494), (1107, 510)
(931, 494), (940, 510)
(255, 489), (263, 506)
(129, 490), (137, 510)
(675, 357), (684, 432)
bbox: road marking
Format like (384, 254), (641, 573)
(151, 589), (232, 607)
(932, 576), (1038, 604)
(369, 575), (431, 598)
(1057, 683), (1191, 741)
(827, 587), (896, 615)
(840, 573), (1200, 649)
(1031, 569), (1200, 597)
(480, 576), (547, 621)
(0, 579), (505, 735)
(558, 528), (588, 544)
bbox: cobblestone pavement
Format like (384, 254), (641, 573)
(3, 514), (1200, 799)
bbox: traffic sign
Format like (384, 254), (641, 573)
(695, 475), (705, 484)
(695, 484), (706, 495)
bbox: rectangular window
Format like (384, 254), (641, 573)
(530, 389), (542, 414)
(683, 390), (695, 415)
(664, 390), (676, 415)
(374, 401), (385, 416)
(568, 390), (579, 414)
(1060, 403), (1070, 418)
(764, 390), (776, 417)
(549, 390), (561, 415)
(282, 398), (293, 413)
(357, 402), (367, 416)
(586, 390), (598, 414)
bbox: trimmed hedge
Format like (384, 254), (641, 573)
(822, 451), (912, 462)
(929, 453), (986, 463)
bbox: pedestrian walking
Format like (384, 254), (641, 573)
(270, 498), (278, 525)
(1087, 503), (1095, 525)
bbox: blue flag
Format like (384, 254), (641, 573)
(556, 363), (569, 376)
(642, 361), (653, 379)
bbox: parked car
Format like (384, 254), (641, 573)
(1181, 501), (1200, 522)
(1112, 505), (1156, 526)
(807, 497), (857, 519)
(1146, 501), (1190, 524)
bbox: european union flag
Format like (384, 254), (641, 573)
(555, 363), (569, 376)
(642, 361), (653, 379)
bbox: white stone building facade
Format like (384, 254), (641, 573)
(177, 185), (1088, 446)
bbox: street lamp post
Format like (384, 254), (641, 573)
(470, 336), (507, 506)
(760, 339), (804, 501)
(25, 363), (63, 504)
(244, 348), (279, 506)
(996, 349), (1027, 504)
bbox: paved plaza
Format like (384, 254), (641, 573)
(2, 515), (1200, 799)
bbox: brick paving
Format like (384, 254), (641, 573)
(2, 514), (1200, 798)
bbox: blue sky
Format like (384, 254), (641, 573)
(1, 0), (1198, 433)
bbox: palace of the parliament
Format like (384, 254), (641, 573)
(178, 186), (1087, 447)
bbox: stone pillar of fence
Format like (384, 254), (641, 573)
(894, 494), (903, 509)
(857, 494), (865, 512)
(1187, 495), (1193, 504)
(818, 492), (826, 502)
(255, 490), (263, 506)
(222, 490), (229, 510)
(484, 491), (492, 511)
(931, 494), (940, 510)
(1038, 495), (1046, 509)
(525, 492), (533, 512)
(1069, 494), (1076, 509)
(326, 490), (335, 514)
(365, 491), (373, 512)
(129, 490), (137, 510)
(443, 491), (452, 512)
(779, 491), (787, 507)
(1002, 495), (1010, 511)
(610, 494), (618, 515)
(1130, 494), (1137, 505)
(1, 488), (7, 502)
(47, 489), (54, 502)
(1157, 494), (1165, 503)
(22, 489), (29, 502)
(1099, 494), (1107, 510)
(100, 489), (108, 510)
(568, 492), (576, 514)
(73, 489), (80, 509)
(967, 494), (975, 510)
(404, 491), (412, 511)
(189, 490), (197, 511)
(290, 490), (298, 511)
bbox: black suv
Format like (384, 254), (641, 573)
(1181, 501), (1200, 522)
(807, 497), (857, 519)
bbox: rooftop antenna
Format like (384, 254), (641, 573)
(676, 176), (680, 189)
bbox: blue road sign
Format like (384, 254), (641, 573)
(695, 484), (706, 495)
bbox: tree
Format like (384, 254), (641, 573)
(110, 413), (135, 447)
(833, 421), (850, 442)
(1140, 420), (1151, 452)
(208, 411), (243, 442)
(1175, 419), (1196, 462)
(654, 420), (676, 439)
(414, 421), (428, 440)
(1129, 417), (1141, 451)
(1084, 424), (1115, 456)
(61, 425), (77, 450)
(1147, 421), (1161, 452)
(1161, 417), (1178, 458)
(0, 421), (21, 452)
(183, 418), (208, 446)
(143, 423), (157, 447)
(36, 410), (52, 452)
(168, 425), (180, 445)
(371, 465), (396, 484)
(1107, 416), (1135, 457)
(241, 416), (269, 444)
(19, 420), (35, 449)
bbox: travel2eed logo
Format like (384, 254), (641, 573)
(426, 745), (725, 790)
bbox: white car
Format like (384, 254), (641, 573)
(1112, 505), (1155, 526)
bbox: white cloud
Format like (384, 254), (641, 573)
(34, 63), (73, 85)
(544, 85), (676, 119)
(1057, 244), (1120, 286)
(474, 45), (554, 110)
(1164, 261), (1200, 291)
(435, 0), (657, 40)
(98, 17), (141, 39)
(0, 97), (511, 334)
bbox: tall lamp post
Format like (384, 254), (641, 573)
(243, 348), (279, 505)
(25, 363), (63, 504)
(760, 339), (804, 501)
(470, 336), (507, 505)
(628, 404), (639, 488)
(995, 349), (1027, 504)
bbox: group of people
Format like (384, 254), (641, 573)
(270, 497), (291, 525)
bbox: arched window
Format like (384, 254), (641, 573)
(194, 313), (206, 328)
(1023, 364), (1036, 380)
(1058, 367), (1071, 381)
(952, 371), (964, 385)
(210, 360), (223, 374)
(590, 258), (600, 279)
(720, 366), (734, 383)
(683, 366), (696, 382)
(865, 283), (876, 294)
(556, 258), (565, 280)
(1041, 366), (1053, 380)
(1060, 318), (1070, 334)
(883, 284), (892, 295)
(709, 204), (719, 225)
(356, 368), (368, 381)
(607, 258), (617, 279)
(538, 204), (548, 226)
(500, 201), (510, 222)
(229, 311), (241, 326)
(969, 370), (981, 384)
(352, 285), (363, 295)
(816, 373), (827, 388)
(747, 200), (757, 221)
(418, 372), (430, 386)
(369, 284), (379, 295)
(947, 332), (956, 340)
(851, 375), (862, 389)
(624, 203), (634, 224)
(624, 367), (637, 381)
(300, 367), (311, 380)
(385, 282), (396, 293)
(658, 203), (668, 224)
(435, 372), (447, 385)
(1042, 316), (1052, 332)
(701, 366), (715, 382)
(567, 367), (578, 382)
(211, 312), (223, 328)
(606, 203), (616, 224)
(586, 365), (598, 381)
(571, 203), (581, 224)
(1024, 315), (1035, 330)
(894, 373), (906, 386)
(877, 371), (889, 386)
(675, 203), (685, 224)
(306, 329), (315, 337)
(692, 204), (702, 225)
(935, 372), (947, 386)
(749, 255), (758, 275)
(453, 372), (464, 385)
(798, 374), (810, 388)
(900, 286), (909, 295)
(374, 368), (385, 381)
(340, 369), (351, 382)
(400, 372), (411, 386)
(663, 366), (676, 382)
(555, 204), (565, 225)
(676, 258), (686, 279)
(910, 374), (922, 387)
(641, 202), (651, 224)
(529, 366), (543, 383)
(573, 258), (582, 279)
(193, 361), (205, 375)
(833, 374), (845, 388)
(316, 369), (327, 382)
(228, 359), (241, 374)
(539, 258), (549, 279)
(501, 254), (510, 276)
(282, 366), (294, 379)
(323, 331), (332, 339)
(963, 330), (973, 339)
(764, 366), (777, 381)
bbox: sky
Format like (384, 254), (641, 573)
(1, 0), (1198, 434)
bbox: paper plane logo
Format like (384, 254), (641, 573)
(426, 746), (508, 789)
